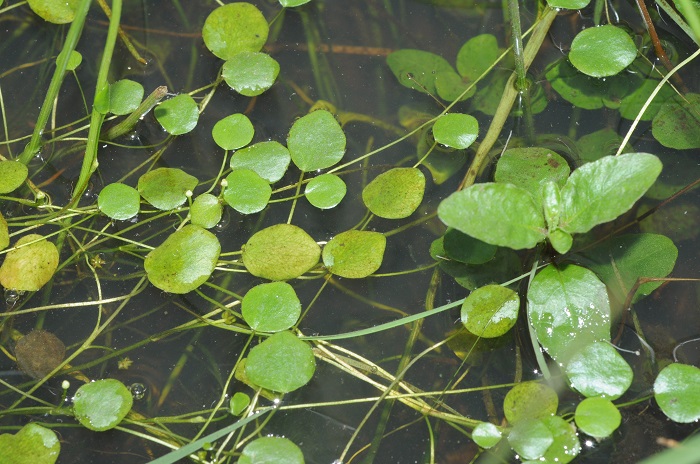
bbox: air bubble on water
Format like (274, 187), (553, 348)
(128, 383), (147, 400)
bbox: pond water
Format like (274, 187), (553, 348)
(1, 1), (699, 463)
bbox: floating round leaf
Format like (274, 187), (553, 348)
(223, 169), (271, 214)
(305, 174), (347, 209)
(620, 78), (674, 121)
(654, 363), (700, 423)
(212, 113), (254, 150)
(0, 234), (59, 291)
(0, 212), (8, 251)
(59, 50), (82, 71)
(0, 160), (28, 194)
(461, 284), (519, 338)
(435, 71), (474, 102)
(244, 331), (316, 393)
(14, 330), (65, 379)
(99, 79), (144, 116)
(154, 94), (199, 135)
(288, 110), (346, 172)
(494, 147), (570, 204)
(456, 34), (500, 81)
(568, 25), (637, 78)
(322, 230), (386, 278)
(190, 193), (223, 229)
(229, 392), (251, 416)
(503, 381), (558, 424)
(362, 167), (425, 219)
(98, 183), (140, 220)
(202, 2), (269, 60)
(27, 0), (78, 24)
(472, 422), (502, 449)
(242, 282), (301, 332)
(222, 52), (280, 97)
(242, 224), (320, 281)
(443, 228), (496, 265)
(386, 49), (454, 95)
(575, 397), (621, 438)
(537, 416), (581, 463)
(545, 58), (629, 110)
(231, 141), (291, 183)
(652, 93), (700, 149)
(0, 423), (60, 464)
(507, 419), (553, 460)
(137, 167), (198, 211)
(239, 436), (305, 464)
(73, 379), (133, 432)
(432, 113), (479, 150)
(144, 225), (221, 294)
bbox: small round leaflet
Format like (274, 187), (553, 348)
(460, 284), (519, 338)
(432, 113), (478, 149)
(27, 0), (78, 24)
(137, 167), (198, 211)
(288, 110), (346, 172)
(229, 392), (250, 416)
(212, 113), (254, 150)
(73, 379), (133, 432)
(507, 419), (553, 460)
(223, 52), (280, 97)
(565, 341), (633, 399)
(98, 183), (140, 220)
(503, 381), (558, 424)
(322, 230), (386, 278)
(362, 167), (425, 219)
(202, 2), (269, 60)
(654, 363), (700, 423)
(242, 224), (320, 281)
(244, 331), (315, 393)
(223, 169), (271, 214)
(568, 25), (637, 78)
(305, 174), (347, 209)
(190, 193), (223, 229)
(0, 160), (28, 194)
(472, 422), (502, 449)
(154, 94), (199, 135)
(239, 437), (304, 464)
(0, 234), (59, 291)
(231, 141), (291, 183)
(0, 423), (60, 464)
(98, 79), (144, 116)
(574, 397), (621, 438)
(242, 282), (301, 332)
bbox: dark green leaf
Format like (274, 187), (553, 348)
(154, 94), (199, 135)
(386, 49), (455, 95)
(242, 282), (301, 332)
(212, 113), (255, 150)
(545, 59), (629, 110)
(652, 93), (700, 149)
(565, 342), (633, 399)
(654, 363), (700, 423)
(494, 147), (570, 205)
(442, 228), (496, 265)
(244, 331), (315, 393)
(98, 183), (140, 221)
(222, 52), (280, 97)
(223, 169), (271, 214)
(231, 141), (291, 183)
(435, 71), (474, 102)
(305, 174), (347, 209)
(432, 113), (478, 149)
(73, 379), (133, 431)
(239, 436), (304, 464)
(569, 25), (637, 78)
(202, 2), (269, 60)
(575, 397), (621, 438)
(619, 78), (675, 121)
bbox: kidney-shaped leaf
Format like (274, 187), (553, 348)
(559, 153), (662, 234)
(0, 160), (28, 194)
(438, 183), (546, 250)
(154, 94), (199, 135)
(288, 110), (346, 172)
(98, 183), (140, 221)
(244, 331), (316, 393)
(461, 284), (519, 338)
(0, 423), (60, 464)
(240, 436), (304, 464)
(575, 397), (621, 439)
(432, 113), (478, 149)
(0, 234), (58, 291)
(144, 225), (221, 294)
(231, 141), (291, 183)
(73, 379), (133, 432)
(242, 224), (320, 281)
(223, 52), (280, 97)
(242, 282), (301, 332)
(137, 168), (198, 211)
(202, 2), (269, 60)
(569, 25), (637, 78)
(528, 264), (611, 363)
(654, 363), (700, 423)
(322, 230), (386, 278)
(223, 169), (271, 214)
(565, 341), (633, 399)
(362, 167), (425, 219)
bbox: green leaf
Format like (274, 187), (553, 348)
(144, 225), (221, 294)
(537, 416), (581, 463)
(305, 174), (347, 209)
(242, 224), (320, 281)
(460, 284), (519, 338)
(578, 233), (677, 305)
(528, 264), (611, 363)
(322, 230), (386, 278)
(0, 423), (60, 464)
(654, 363), (700, 423)
(0, 212), (8, 251)
(287, 110), (346, 172)
(456, 34), (500, 81)
(202, 2), (269, 60)
(619, 78), (675, 121)
(569, 25), (637, 78)
(508, 419), (554, 460)
(432, 113), (478, 149)
(576, 128), (627, 164)
(559, 153), (662, 234)
(154, 94), (199, 135)
(575, 397), (621, 438)
(565, 342), (633, 399)
(73, 379), (133, 432)
(98, 79), (144, 116)
(435, 71), (474, 102)
(435, 244), (522, 291)
(639, 201), (700, 242)
(223, 169), (271, 214)
(230, 141), (291, 183)
(190, 193), (223, 229)
(27, 0), (78, 24)
(239, 437), (304, 464)
(503, 381), (559, 424)
(242, 282), (301, 332)
(546, 0), (591, 9)
(0, 234), (59, 291)
(652, 93), (700, 149)
(442, 228), (496, 265)
(98, 183), (140, 221)
(386, 49), (455, 95)
(548, 227), (573, 254)
(438, 183), (546, 250)
(244, 331), (316, 393)
(0, 160), (28, 194)
(59, 50), (82, 71)
(222, 52), (280, 97)
(212, 113), (255, 150)
(137, 167), (198, 211)
(545, 59), (629, 110)
(362, 167), (425, 219)
(472, 422), (502, 449)
(494, 147), (571, 205)
(229, 392), (251, 415)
